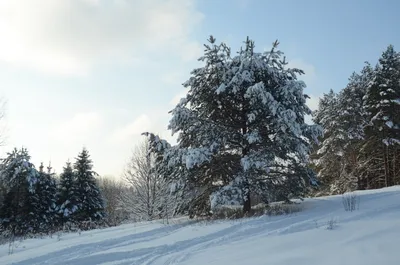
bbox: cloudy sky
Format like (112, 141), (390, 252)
(0, 0), (398, 178)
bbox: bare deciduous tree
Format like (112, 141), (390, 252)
(120, 140), (174, 221)
(97, 177), (127, 226)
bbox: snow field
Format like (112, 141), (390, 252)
(1, 186), (399, 265)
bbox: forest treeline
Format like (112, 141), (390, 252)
(311, 45), (400, 194)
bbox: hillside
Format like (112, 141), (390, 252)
(1, 186), (399, 265)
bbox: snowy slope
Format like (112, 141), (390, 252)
(1, 186), (400, 265)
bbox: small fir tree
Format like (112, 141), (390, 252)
(57, 161), (79, 226)
(73, 148), (105, 223)
(0, 148), (39, 236)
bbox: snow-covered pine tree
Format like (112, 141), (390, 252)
(362, 45), (400, 188)
(337, 63), (373, 191)
(339, 64), (373, 147)
(0, 180), (5, 215)
(0, 148), (39, 236)
(32, 162), (57, 233)
(57, 161), (79, 226)
(312, 63), (373, 194)
(73, 148), (105, 224)
(155, 36), (321, 214)
(312, 89), (342, 193)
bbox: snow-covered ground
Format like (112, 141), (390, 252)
(1, 186), (400, 265)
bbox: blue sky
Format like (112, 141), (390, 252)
(0, 0), (398, 177)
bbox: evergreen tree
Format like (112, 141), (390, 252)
(57, 161), (79, 225)
(0, 148), (39, 236)
(312, 63), (373, 194)
(0, 181), (6, 214)
(313, 45), (400, 193)
(33, 162), (57, 233)
(337, 63), (373, 191)
(73, 148), (105, 223)
(312, 89), (342, 193)
(362, 45), (400, 188)
(148, 36), (321, 214)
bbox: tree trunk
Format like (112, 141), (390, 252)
(241, 95), (251, 213)
(394, 147), (398, 184)
(383, 144), (389, 188)
(243, 189), (251, 213)
(241, 141), (251, 213)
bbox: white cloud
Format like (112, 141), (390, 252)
(169, 89), (189, 106)
(307, 94), (320, 112)
(179, 41), (203, 62)
(162, 72), (185, 86)
(0, 0), (203, 75)
(287, 59), (317, 87)
(111, 111), (175, 142)
(105, 111), (172, 177)
(236, 0), (252, 9)
(304, 94), (321, 124)
(48, 112), (102, 143)
(111, 114), (152, 143)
